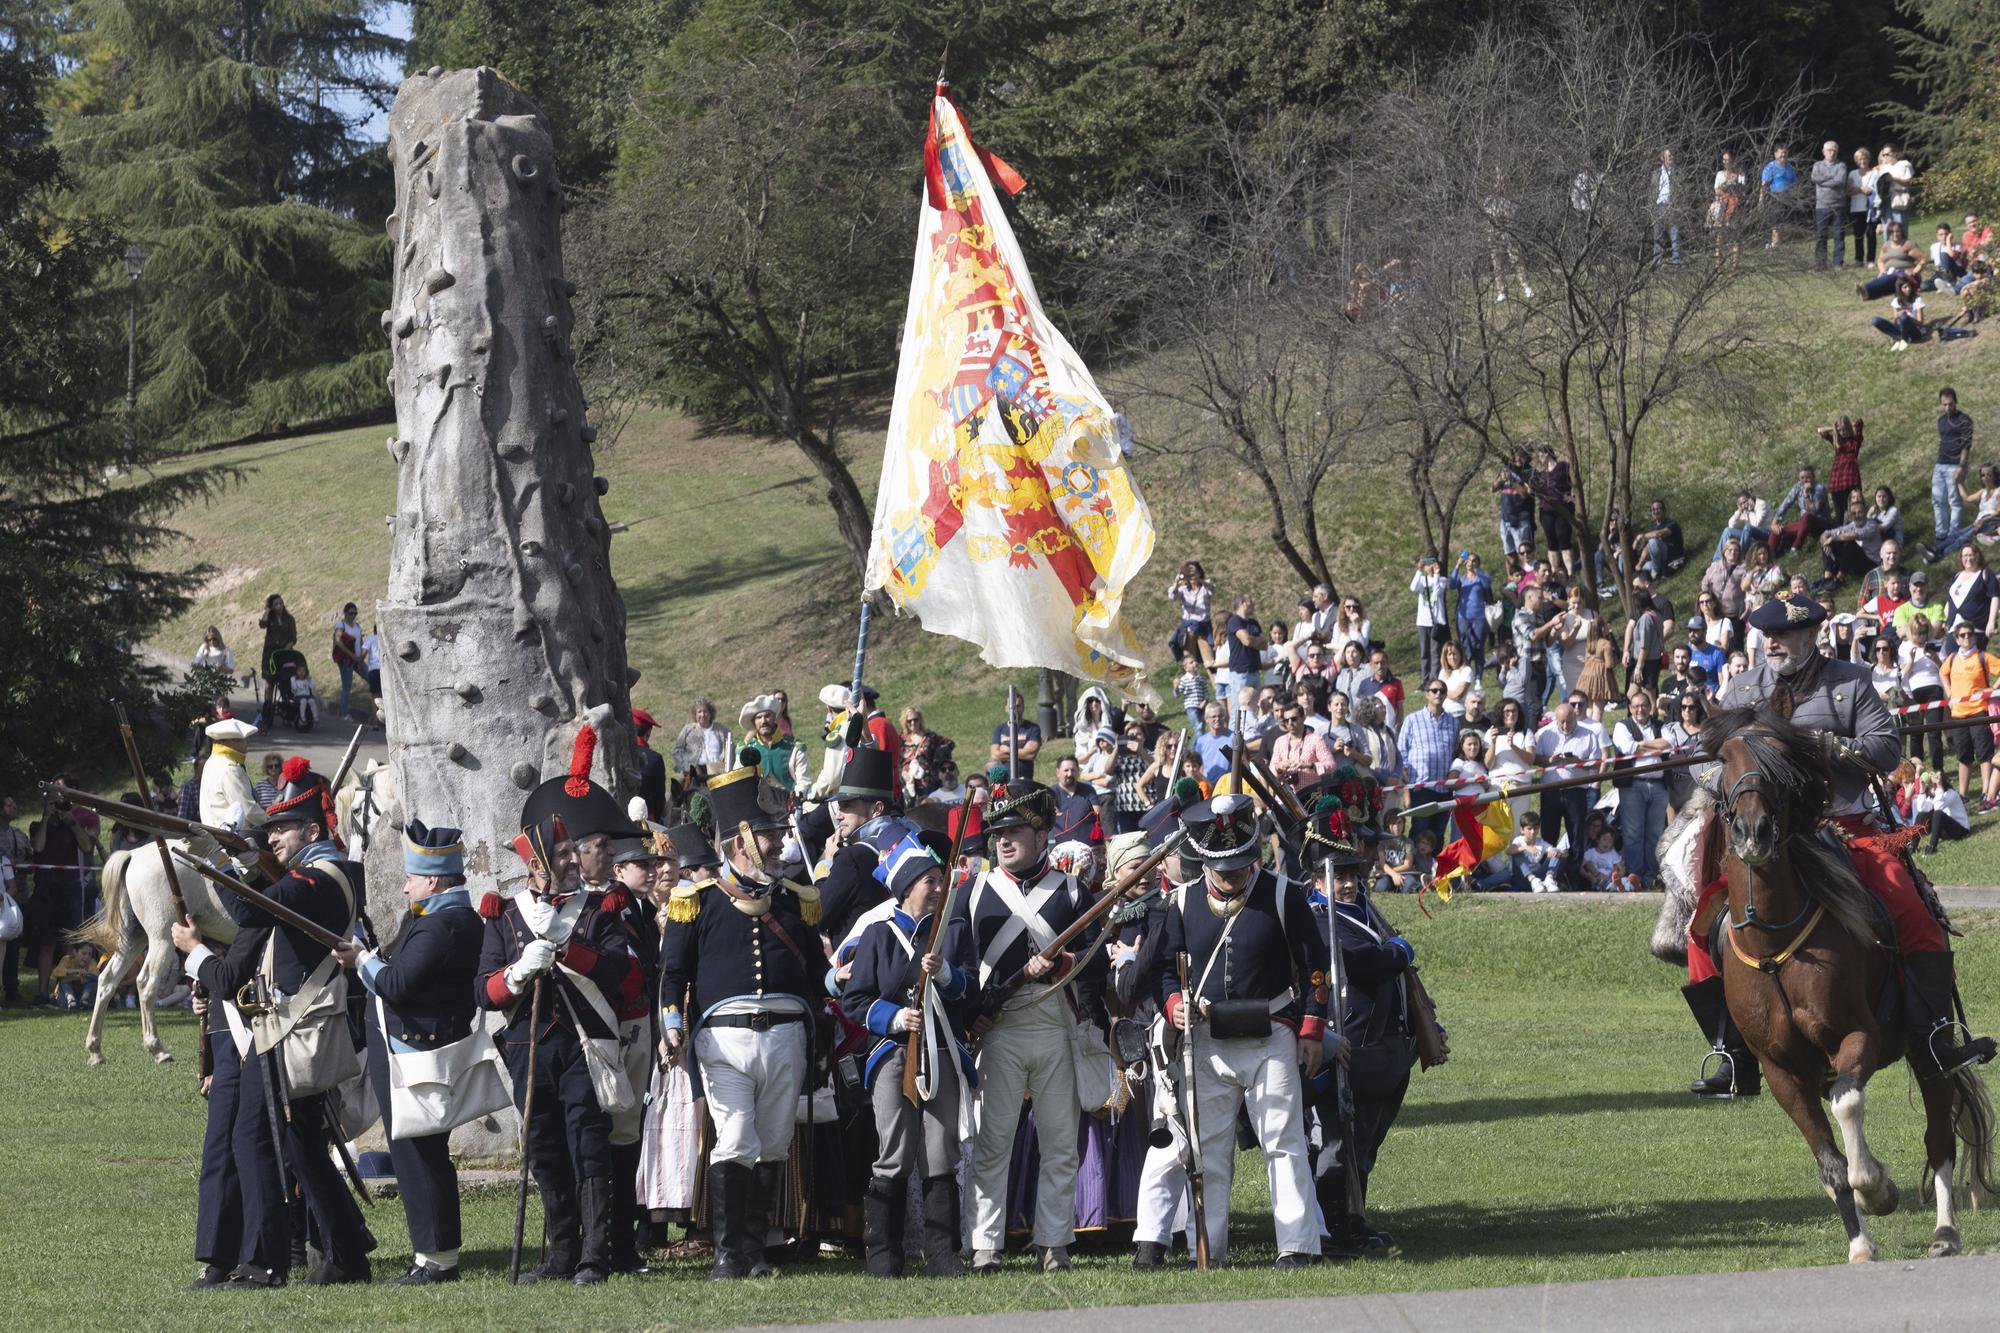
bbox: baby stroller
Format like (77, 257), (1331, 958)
(262, 648), (321, 733)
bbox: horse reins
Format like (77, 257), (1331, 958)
(1719, 756), (1827, 1030)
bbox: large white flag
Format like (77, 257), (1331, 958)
(865, 83), (1157, 702)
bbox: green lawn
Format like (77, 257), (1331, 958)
(10, 899), (1993, 1329)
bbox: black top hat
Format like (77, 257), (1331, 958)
(1180, 793), (1261, 871)
(665, 821), (721, 871)
(831, 746), (899, 805)
(984, 780), (1057, 833)
(707, 764), (791, 842)
(520, 723), (641, 841)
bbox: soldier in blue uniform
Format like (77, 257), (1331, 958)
(181, 888), (264, 1289)
(173, 764), (374, 1287)
(659, 764), (828, 1281)
(1157, 794), (1327, 1268)
(1301, 801), (1418, 1259)
(475, 801), (643, 1285)
(331, 819), (483, 1285)
(840, 831), (979, 1279)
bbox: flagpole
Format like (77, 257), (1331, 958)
(844, 594), (873, 752)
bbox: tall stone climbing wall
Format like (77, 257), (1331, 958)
(367, 66), (637, 931)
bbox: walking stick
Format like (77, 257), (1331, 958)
(112, 701), (211, 1083)
(509, 975), (546, 1285)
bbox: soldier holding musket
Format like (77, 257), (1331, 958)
(840, 830), (979, 1279)
(959, 779), (1105, 1274)
(172, 764), (373, 1287)
(1156, 792), (1326, 1268)
(475, 735), (645, 1286)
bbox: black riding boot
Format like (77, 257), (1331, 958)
(573, 1176), (612, 1285)
(609, 1142), (647, 1273)
(744, 1160), (785, 1277)
(863, 1175), (906, 1279)
(922, 1175), (965, 1277)
(1682, 978), (1760, 1098)
(1906, 952), (1998, 1076)
(707, 1162), (752, 1281)
(518, 1176), (581, 1282)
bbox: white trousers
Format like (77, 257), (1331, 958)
(969, 1001), (1080, 1249)
(695, 1022), (806, 1166)
(1132, 1103), (1192, 1248)
(1190, 1025), (1318, 1261)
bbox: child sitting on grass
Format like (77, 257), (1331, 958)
(1581, 828), (1643, 892)
(51, 942), (101, 1011)
(1510, 813), (1563, 894)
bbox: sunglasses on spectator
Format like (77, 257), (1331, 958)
(1425, 687), (1446, 696)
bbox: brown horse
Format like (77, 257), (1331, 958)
(1705, 700), (1994, 1262)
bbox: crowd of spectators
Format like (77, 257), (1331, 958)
(1136, 382), (1999, 891)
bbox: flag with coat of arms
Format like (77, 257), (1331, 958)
(865, 82), (1158, 703)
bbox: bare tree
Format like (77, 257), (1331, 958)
(1335, 152), (1521, 565)
(568, 20), (912, 581)
(1368, 5), (1805, 615)
(1104, 118), (1372, 592)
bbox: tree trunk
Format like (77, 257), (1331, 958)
(792, 423), (872, 582)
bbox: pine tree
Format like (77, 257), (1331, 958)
(1876, 0), (2000, 208)
(50, 0), (401, 446)
(0, 28), (225, 786)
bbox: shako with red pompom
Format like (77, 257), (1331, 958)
(519, 720), (640, 842)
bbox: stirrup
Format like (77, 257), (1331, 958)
(1693, 1047), (1744, 1098)
(1928, 1020), (1998, 1074)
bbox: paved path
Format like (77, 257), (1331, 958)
(763, 1254), (2000, 1332)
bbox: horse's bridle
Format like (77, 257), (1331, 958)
(1719, 755), (1816, 935)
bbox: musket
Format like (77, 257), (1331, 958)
(1323, 889), (1364, 1214)
(170, 851), (347, 950)
(975, 829), (1187, 1025)
(44, 784), (286, 882)
(509, 976), (547, 1284)
(1176, 950), (1210, 1270)
(111, 703), (212, 1083)
(903, 810), (971, 1106)
(325, 1100), (374, 1206)
(327, 723), (368, 799)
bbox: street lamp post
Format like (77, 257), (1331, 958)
(123, 242), (147, 459)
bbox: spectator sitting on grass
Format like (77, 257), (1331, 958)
(1769, 464), (1834, 556)
(1582, 828), (1643, 893)
(1817, 493), (1884, 589)
(1870, 274), (1928, 348)
(1929, 223), (1967, 289)
(1713, 490), (1771, 560)
(1858, 538), (1912, 608)
(1922, 465), (2000, 563)
(1859, 220), (1924, 299)
(1511, 813), (1563, 894)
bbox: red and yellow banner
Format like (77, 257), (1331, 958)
(866, 84), (1157, 702)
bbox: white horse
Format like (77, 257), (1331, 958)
(79, 845), (238, 1067)
(336, 759), (398, 860)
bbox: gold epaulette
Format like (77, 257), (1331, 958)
(786, 877), (822, 926)
(667, 878), (711, 924)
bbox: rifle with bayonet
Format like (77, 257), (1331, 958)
(42, 784), (287, 883)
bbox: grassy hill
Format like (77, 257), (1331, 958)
(143, 239), (2000, 764)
